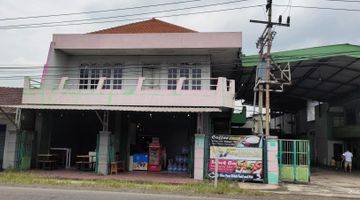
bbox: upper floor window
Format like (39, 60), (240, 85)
(79, 68), (89, 89)
(168, 68), (177, 90)
(167, 67), (202, 90)
(192, 68), (202, 90)
(79, 64), (123, 90)
(90, 68), (100, 89)
(102, 67), (111, 89)
(113, 67), (123, 90)
(179, 68), (190, 90)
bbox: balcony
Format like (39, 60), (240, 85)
(333, 125), (360, 138)
(22, 76), (235, 109)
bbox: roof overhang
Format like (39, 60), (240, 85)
(2, 105), (222, 112)
(53, 32), (242, 51)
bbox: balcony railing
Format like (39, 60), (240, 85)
(23, 76), (235, 108)
(25, 76), (234, 92)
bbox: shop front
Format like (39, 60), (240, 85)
(123, 112), (196, 175)
(6, 107), (215, 180)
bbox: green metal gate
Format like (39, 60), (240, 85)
(16, 131), (34, 170)
(278, 139), (310, 183)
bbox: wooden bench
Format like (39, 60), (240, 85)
(38, 160), (57, 170)
(37, 154), (57, 170)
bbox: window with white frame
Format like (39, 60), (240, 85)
(167, 67), (202, 90)
(168, 68), (177, 90)
(191, 68), (202, 90)
(102, 67), (111, 89)
(79, 68), (89, 89)
(79, 64), (123, 90)
(179, 68), (190, 90)
(90, 68), (100, 89)
(113, 66), (123, 89)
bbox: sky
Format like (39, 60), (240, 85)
(0, 0), (359, 87)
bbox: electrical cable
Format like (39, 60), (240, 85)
(0, 0), (202, 21)
(273, 4), (360, 12)
(0, 4), (265, 30)
(0, 0), (254, 29)
(321, 0), (360, 3)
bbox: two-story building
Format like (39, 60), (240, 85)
(2, 18), (242, 179)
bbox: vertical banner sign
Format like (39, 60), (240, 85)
(208, 135), (263, 181)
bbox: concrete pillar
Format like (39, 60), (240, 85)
(266, 136), (279, 184)
(2, 128), (18, 169)
(97, 131), (111, 175)
(194, 113), (211, 180)
(194, 134), (205, 180)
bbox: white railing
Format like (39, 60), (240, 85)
(25, 76), (235, 93)
(28, 79), (42, 89)
(23, 76), (235, 108)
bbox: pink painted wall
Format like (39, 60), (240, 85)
(53, 32), (242, 50)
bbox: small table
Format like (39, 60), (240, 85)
(50, 148), (71, 169)
(76, 155), (96, 171)
(37, 154), (57, 170)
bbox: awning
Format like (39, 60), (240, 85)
(1, 104), (222, 113)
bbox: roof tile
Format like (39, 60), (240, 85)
(90, 18), (197, 34)
(0, 87), (23, 113)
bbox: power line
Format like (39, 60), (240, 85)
(0, 57), (358, 79)
(1, 3), (358, 30)
(322, 0), (360, 2)
(0, 4), (265, 30)
(0, 0), (357, 23)
(0, 0), (255, 29)
(0, 0), (202, 21)
(274, 4), (360, 12)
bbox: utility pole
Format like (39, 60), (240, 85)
(250, 0), (291, 136)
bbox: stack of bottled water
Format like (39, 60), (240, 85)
(167, 155), (188, 173)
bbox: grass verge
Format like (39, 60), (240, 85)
(0, 171), (264, 197)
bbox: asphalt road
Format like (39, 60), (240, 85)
(0, 185), (344, 200)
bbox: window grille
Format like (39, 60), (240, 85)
(180, 68), (189, 90)
(167, 68), (177, 90)
(192, 68), (202, 90)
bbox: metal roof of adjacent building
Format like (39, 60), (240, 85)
(238, 44), (360, 112)
(90, 18), (197, 34)
(242, 44), (360, 67)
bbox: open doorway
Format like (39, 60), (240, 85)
(126, 112), (196, 175)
